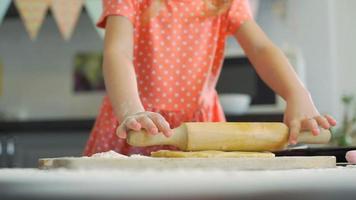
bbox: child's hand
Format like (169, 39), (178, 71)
(116, 111), (173, 139)
(283, 91), (337, 145)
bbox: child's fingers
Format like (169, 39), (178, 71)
(137, 116), (158, 135)
(288, 119), (300, 145)
(116, 125), (127, 139)
(324, 114), (337, 126)
(149, 113), (172, 137)
(302, 117), (320, 136)
(314, 116), (330, 129)
(125, 117), (142, 131)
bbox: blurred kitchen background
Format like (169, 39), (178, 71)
(0, 0), (355, 168)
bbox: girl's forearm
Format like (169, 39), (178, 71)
(247, 44), (309, 101)
(236, 21), (309, 101)
(103, 51), (144, 121)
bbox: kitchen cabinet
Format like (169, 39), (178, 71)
(0, 120), (91, 168)
(11, 132), (88, 168)
(0, 135), (12, 168)
(0, 136), (8, 168)
(0, 132), (88, 168)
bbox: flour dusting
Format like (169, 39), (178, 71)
(91, 150), (128, 158)
(91, 150), (150, 159)
(130, 154), (151, 158)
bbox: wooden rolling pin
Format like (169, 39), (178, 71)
(127, 122), (331, 151)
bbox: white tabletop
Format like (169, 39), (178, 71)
(1, 167), (356, 200)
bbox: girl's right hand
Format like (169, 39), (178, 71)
(116, 111), (173, 139)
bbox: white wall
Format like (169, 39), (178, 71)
(0, 14), (104, 120)
(287, 0), (340, 120)
(334, 0), (356, 99)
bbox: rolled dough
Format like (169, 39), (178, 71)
(150, 150), (275, 158)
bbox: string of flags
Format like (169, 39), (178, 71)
(0, 0), (103, 41)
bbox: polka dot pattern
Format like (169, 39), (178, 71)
(84, 0), (252, 156)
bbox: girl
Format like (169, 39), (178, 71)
(84, 0), (337, 156)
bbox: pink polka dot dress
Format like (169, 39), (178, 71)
(84, 0), (253, 156)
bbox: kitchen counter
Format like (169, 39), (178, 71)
(0, 113), (283, 133)
(0, 119), (94, 133)
(1, 167), (356, 200)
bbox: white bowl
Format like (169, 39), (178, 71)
(219, 94), (251, 115)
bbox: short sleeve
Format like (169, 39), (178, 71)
(96, 0), (137, 29)
(226, 0), (253, 35)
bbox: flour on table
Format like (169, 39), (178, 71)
(91, 150), (150, 158)
(130, 154), (151, 158)
(91, 150), (128, 158)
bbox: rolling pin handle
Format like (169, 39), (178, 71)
(297, 128), (332, 144)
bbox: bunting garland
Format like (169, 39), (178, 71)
(14, 0), (51, 40)
(84, 0), (104, 38)
(51, 0), (84, 41)
(0, 0), (11, 26)
(0, 0), (105, 41)
(2, 0), (113, 41)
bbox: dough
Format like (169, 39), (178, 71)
(151, 150), (275, 158)
(346, 150), (356, 164)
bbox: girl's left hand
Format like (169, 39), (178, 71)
(283, 90), (337, 145)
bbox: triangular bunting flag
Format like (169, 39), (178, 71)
(84, 0), (104, 38)
(51, 0), (84, 40)
(0, 0), (11, 26)
(14, 0), (51, 40)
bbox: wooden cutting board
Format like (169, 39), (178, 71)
(39, 156), (336, 170)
